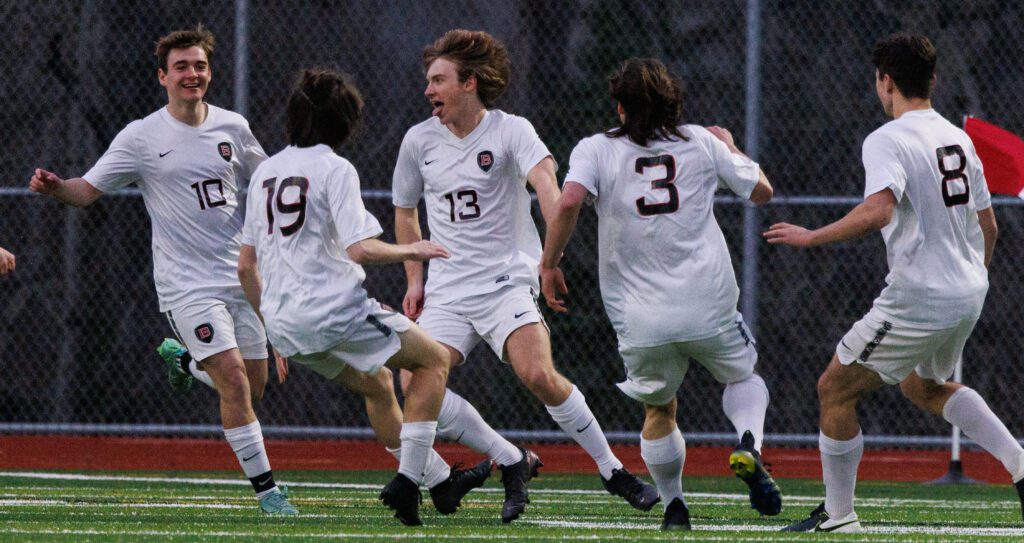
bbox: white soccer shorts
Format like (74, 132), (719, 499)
(617, 313), (758, 406)
(290, 303), (412, 379)
(417, 285), (547, 363)
(164, 295), (268, 362)
(836, 307), (977, 385)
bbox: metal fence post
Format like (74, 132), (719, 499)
(234, 0), (250, 118)
(742, 0), (762, 335)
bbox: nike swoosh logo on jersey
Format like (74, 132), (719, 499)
(816, 519), (859, 532)
(242, 452), (262, 462)
(576, 419), (594, 433)
(159, 150), (174, 157)
(514, 311), (528, 319)
(424, 159), (437, 165)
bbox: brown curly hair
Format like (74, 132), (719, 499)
(155, 25), (214, 72)
(422, 29), (511, 108)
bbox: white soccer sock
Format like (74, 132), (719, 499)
(437, 388), (522, 466)
(943, 387), (1024, 481)
(398, 421), (438, 484)
(640, 429), (686, 510)
(223, 420), (276, 497)
(387, 445), (451, 488)
(189, 359), (216, 390)
(546, 386), (622, 479)
(819, 430), (863, 519)
(723, 374), (769, 451)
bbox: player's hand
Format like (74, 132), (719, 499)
(764, 222), (816, 247)
(273, 348), (289, 384)
(540, 266), (569, 314)
(29, 168), (64, 195)
(409, 240), (450, 261)
(403, 283), (425, 320)
(0, 247), (15, 276)
(706, 126), (738, 151)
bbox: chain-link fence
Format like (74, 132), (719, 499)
(3, 1), (1024, 446)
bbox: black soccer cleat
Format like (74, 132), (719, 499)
(602, 467), (660, 511)
(781, 502), (863, 533)
(1015, 478), (1024, 521)
(379, 473), (423, 526)
(660, 497), (691, 531)
(499, 448), (543, 523)
(430, 459), (493, 515)
(728, 430), (782, 516)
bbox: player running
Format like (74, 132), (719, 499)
(28, 26), (296, 515)
(767, 33), (1024, 532)
(238, 68), (488, 526)
(540, 57), (781, 530)
(392, 29), (659, 523)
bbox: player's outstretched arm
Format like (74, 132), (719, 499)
(394, 206), (427, 319)
(0, 246), (14, 276)
(540, 182), (587, 314)
(527, 157), (560, 228)
(764, 188), (895, 248)
(237, 244), (264, 320)
(29, 169), (102, 208)
(347, 238), (450, 266)
(977, 207), (997, 267)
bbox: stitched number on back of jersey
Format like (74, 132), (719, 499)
(635, 155), (678, 216)
(443, 189), (481, 222)
(261, 176), (309, 236)
(936, 145), (970, 207)
(190, 179), (227, 210)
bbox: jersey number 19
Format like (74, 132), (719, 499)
(262, 177), (309, 236)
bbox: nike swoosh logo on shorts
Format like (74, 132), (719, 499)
(159, 150), (173, 157)
(514, 311), (528, 319)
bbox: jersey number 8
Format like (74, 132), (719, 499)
(936, 145), (970, 208)
(262, 177), (309, 236)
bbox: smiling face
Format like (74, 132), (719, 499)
(424, 57), (479, 126)
(158, 46), (211, 106)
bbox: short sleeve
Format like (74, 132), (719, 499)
(565, 137), (602, 199)
(392, 131), (425, 208)
(861, 131), (907, 201)
(240, 164), (264, 246)
(329, 163), (384, 249)
(507, 116), (555, 178)
(239, 123), (268, 180)
(965, 139), (992, 210)
(82, 122), (143, 192)
(701, 128), (759, 200)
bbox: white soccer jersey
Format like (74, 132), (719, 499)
(83, 104), (267, 311)
(565, 125), (760, 348)
(241, 144), (384, 357)
(392, 110), (552, 305)
(862, 108), (991, 327)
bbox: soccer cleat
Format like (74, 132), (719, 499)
(499, 448), (543, 523)
(1015, 478), (1024, 521)
(430, 459), (493, 514)
(380, 473), (423, 526)
(729, 430), (782, 516)
(259, 486), (299, 516)
(602, 467), (661, 511)
(156, 338), (193, 393)
(781, 502), (863, 533)
(660, 497), (691, 531)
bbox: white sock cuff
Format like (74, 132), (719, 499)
(819, 430), (863, 456)
(942, 387), (977, 423)
(641, 429), (686, 465)
(400, 421), (438, 446)
(386, 446), (401, 461)
(546, 385), (584, 419)
(223, 420), (262, 447)
(438, 389), (466, 430)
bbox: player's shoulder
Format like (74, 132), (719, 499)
(573, 131), (616, 154)
(489, 109), (536, 132)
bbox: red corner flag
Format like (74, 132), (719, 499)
(964, 115), (1024, 198)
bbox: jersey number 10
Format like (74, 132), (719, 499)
(262, 177), (309, 236)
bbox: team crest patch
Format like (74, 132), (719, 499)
(217, 142), (233, 162)
(195, 323), (215, 344)
(477, 150), (494, 172)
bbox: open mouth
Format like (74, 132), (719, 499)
(431, 100), (444, 117)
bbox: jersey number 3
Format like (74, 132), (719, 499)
(635, 155), (678, 216)
(936, 145), (970, 207)
(262, 177), (309, 236)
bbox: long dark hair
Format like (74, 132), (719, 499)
(285, 69), (363, 148)
(606, 58), (687, 146)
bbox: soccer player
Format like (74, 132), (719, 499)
(767, 33), (1024, 532)
(393, 29), (658, 523)
(28, 26), (296, 515)
(539, 57), (781, 530)
(0, 246), (14, 276)
(238, 67), (489, 526)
